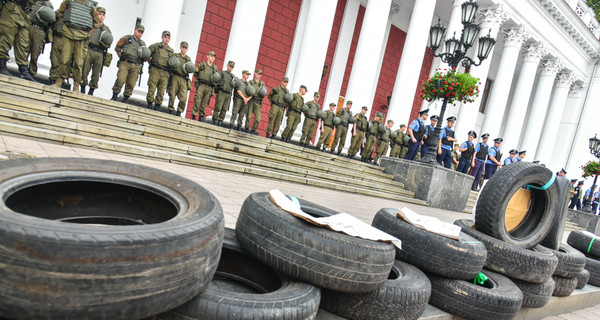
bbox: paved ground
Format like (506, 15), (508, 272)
(0, 134), (598, 319)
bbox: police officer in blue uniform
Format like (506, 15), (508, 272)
(457, 130), (476, 174)
(470, 133), (489, 191)
(484, 138), (503, 180)
(404, 109), (428, 160)
(503, 149), (518, 166)
(437, 116), (457, 168)
(421, 115), (438, 157)
(569, 180), (583, 210)
(516, 150), (526, 162)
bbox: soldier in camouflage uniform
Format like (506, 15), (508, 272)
(0, 0), (37, 81)
(167, 41), (191, 116)
(146, 30), (174, 110)
(110, 25), (145, 103)
(330, 100), (352, 155)
(374, 119), (394, 164)
(361, 113), (382, 162)
(28, 0), (54, 77)
(390, 124), (408, 158)
(265, 76), (289, 139)
(348, 106), (368, 158)
(299, 92), (320, 147)
(212, 60), (235, 125)
(281, 85), (307, 142)
(244, 69), (265, 134)
(81, 6), (109, 95)
(230, 70), (251, 129)
(48, 15), (66, 83)
(316, 102), (336, 151)
(192, 50), (218, 121)
(54, 0), (99, 91)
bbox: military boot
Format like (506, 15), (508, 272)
(122, 96), (130, 103)
(147, 102), (153, 109)
(191, 115), (196, 120)
(199, 116), (204, 122)
(176, 111), (181, 116)
(53, 78), (64, 88)
(154, 104), (160, 111)
(80, 85), (86, 94)
(72, 82), (80, 92)
(0, 59), (10, 76)
(217, 120), (222, 126)
(212, 118), (217, 125)
(18, 65), (36, 82)
(110, 92), (118, 101)
(266, 133), (271, 139)
(88, 88), (95, 96)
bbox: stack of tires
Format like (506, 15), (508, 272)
(567, 231), (600, 288)
(454, 162), (587, 314)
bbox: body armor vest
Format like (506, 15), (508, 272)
(218, 71), (234, 91)
(393, 131), (404, 145)
(63, 0), (94, 31)
(356, 114), (368, 131)
(305, 102), (319, 119)
(476, 143), (488, 160)
(89, 25), (108, 47)
(424, 125), (435, 145)
(368, 120), (380, 135)
(290, 94), (304, 112)
(461, 141), (475, 159)
(122, 36), (145, 61)
(339, 109), (352, 125)
(492, 147), (503, 163)
(174, 54), (191, 77)
(196, 62), (217, 83)
(413, 120), (426, 142)
(380, 127), (391, 142)
(29, 2), (52, 26)
(324, 111), (334, 127)
(151, 44), (172, 69)
(442, 128), (455, 147)
(249, 80), (264, 102)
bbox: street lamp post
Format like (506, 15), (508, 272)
(419, 0), (496, 164)
(582, 135), (600, 212)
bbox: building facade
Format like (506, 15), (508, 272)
(19, 0), (600, 180)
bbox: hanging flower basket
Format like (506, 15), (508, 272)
(420, 68), (481, 104)
(582, 161), (600, 178)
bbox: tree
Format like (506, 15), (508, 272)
(587, 0), (600, 22)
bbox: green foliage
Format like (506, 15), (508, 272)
(587, 1), (600, 22)
(582, 160), (600, 178)
(420, 67), (481, 104)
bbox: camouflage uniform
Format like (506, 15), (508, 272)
(331, 106), (352, 154)
(28, 1), (54, 76)
(146, 35), (174, 109)
(281, 92), (304, 141)
(167, 50), (191, 115)
(192, 59), (218, 120)
(362, 119), (381, 160)
(266, 83), (289, 138)
(348, 111), (368, 157)
(82, 10), (110, 93)
(245, 77), (265, 132)
(316, 109), (335, 150)
(213, 61), (235, 123)
(111, 27), (145, 101)
(230, 75), (249, 128)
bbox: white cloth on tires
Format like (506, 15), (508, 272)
(269, 189), (402, 249)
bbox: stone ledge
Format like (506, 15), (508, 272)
(569, 209), (600, 234)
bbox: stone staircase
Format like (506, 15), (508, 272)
(0, 74), (427, 205)
(464, 190), (478, 213)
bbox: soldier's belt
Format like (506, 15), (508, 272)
(325, 124), (334, 128)
(88, 45), (104, 53)
(289, 109), (301, 114)
(306, 116), (317, 120)
(219, 88), (232, 94)
(151, 63), (168, 71)
(124, 59), (142, 65)
(380, 139), (390, 143)
(273, 103), (285, 109)
(31, 24), (46, 29)
(199, 80), (212, 86)
(357, 128), (366, 132)
(338, 123), (348, 128)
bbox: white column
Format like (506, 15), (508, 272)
(386, 0), (437, 125)
(289, 0), (337, 95)
(519, 58), (563, 160)
(141, 0), (185, 45)
(322, 0), (361, 106)
(502, 43), (545, 149)
(535, 71), (575, 164)
(454, 6), (508, 141)
(223, 0), (269, 78)
(549, 81), (585, 170)
(479, 27), (528, 140)
(286, 0), (311, 85)
(344, 0), (392, 115)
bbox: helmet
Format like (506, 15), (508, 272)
(245, 85), (255, 97)
(391, 131), (398, 139)
(257, 85), (267, 98)
(348, 116), (356, 124)
(138, 46), (151, 60)
(182, 62), (195, 74)
(167, 56), (180, 70)
(283, 93), (293, 103)
(333, 117), (341, 125)
(99, 31), (113, 47)
(301, 104), (309, 113)
(234, 77), (243, 88)
(36, 5), (56, 24)
(317, 110), (324, 118)
(378, 124), (386, 134)
(210, 72), (222, 85)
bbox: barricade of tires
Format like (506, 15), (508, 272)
(567, 231), (600, 288)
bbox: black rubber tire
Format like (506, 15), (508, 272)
(0, 158), (224, 320)
(548, 243), (586, 278)
(454, 219), (558, 283)
(319, 259), (431, 320)
(235, 192), (396, 293)
(552, 275), (578, 297)
(371, 208), (487, 280)
(584, 255), (600, 286)
(427, 269), (523, 320)
(576, 269), (590, 289)
(157, 228), (321, 320)
(567, 231), (600, 259)
(475, 162), (560, 248)
(510, 277), (554, 308)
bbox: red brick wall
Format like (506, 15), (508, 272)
(186, 0), (236, 119)
(409, 48), (434, 123)
(252, 0), (302, 136)
(340, 5), (365, 98)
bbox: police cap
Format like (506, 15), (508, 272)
(519, 150), (526, 155)
(509, 149), (518, 155)
(571, 179), (578, 182)
(579, 181), (585, 185)
(430, 115), (439, 121)
(493, 138), (503, 143)
(561, 168), (567, 174)
(468, 130), (477, 138)
(481, 133), (490, 139)
(419, 109), (429, 115)
(447, 116), (457, 122)
(162, 30), (171, 37)
(180, 41), (188, 48)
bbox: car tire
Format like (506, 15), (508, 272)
(235, 193), (396, 293)
(548, 243), (586, 278)
(0, 158), (224, 320)
(475, 162), (560, 248)
(454, 219), (558, 283)
(552, 275), (578, 297)
(372, 208), (487, 279)
(510, 277), (554, 308)
(584, 255), (600, 287)
(157, 228), (321, 320)
(427, 269), (523, 320)
(576, 269), (590, 289)
(567, 231), (600, 259)
(319, 259), (431, 320)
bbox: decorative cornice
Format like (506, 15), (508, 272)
(522, 43), (546, 63)
(390, 2), (400, 15)
(479, 6), (509, 30)
(568, 80), (584, 97)
(539, 58), (563, 76)
(536, 0), (600, 59)
(503, 27), (528, 48)
(555, 70), (575, 88)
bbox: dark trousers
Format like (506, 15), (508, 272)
(593, 202), (599, 215)
(404, 140), (420, 160)
(471, 160), (484, 190)
(437, 148), (452, 168)
(484, 163), (497, 180)
(420, 144), (429, 158)
(568, 198), (581, 210)
(457, 158), (470, 174)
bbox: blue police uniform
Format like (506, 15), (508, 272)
(470, 141), (488, 190)
(437, 126), (455, 168)
(457, 140), (474, 174)
(503, 157), (516, 166)
(585, 189), (600, 214)
(484, 145), (502, 179)
(569, 183), (582, 210)
(421, 124), (435, 157)
(404, 118), (425, 160)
